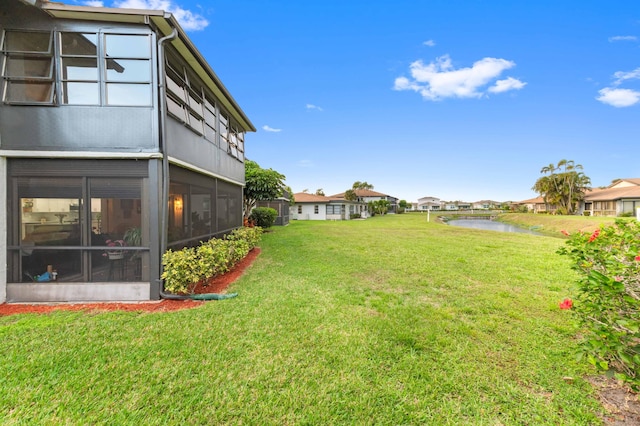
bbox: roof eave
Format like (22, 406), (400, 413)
(38, 2), (256, 133)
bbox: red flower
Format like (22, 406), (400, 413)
(635, 255), (640, 262)
(559, 298), (573, 310)
(561, 230), (570, 236)
(588, 229), (600, 243)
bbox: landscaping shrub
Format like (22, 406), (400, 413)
(558, 219), (640, 389)
(249, 207), (278, 228)
(350, 213), (361, 219)
(162, 226), (263, 294)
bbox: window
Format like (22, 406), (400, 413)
(217, 180), (242, 233)
(164, 51), (245, 160)
(165, 55), (204, 135)
(204, 96), (217, 142)
(60, 32), (99, 105)
(314, 205), (319, 214)
(622, 200), (638, 214)
(1, 30), (152, 106)
(167, 166), (242, 249)
(297, 205), (302, 214)
(228, 125), (245, 161)
(104, 34), (151, 106)
(1, 30), (55, 103)
(219, 112), (229, 152)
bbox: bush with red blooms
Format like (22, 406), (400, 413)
(558, 219), (640, 390)
(559, 298), (573, 310)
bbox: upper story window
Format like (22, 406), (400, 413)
(166, 59), (204, 135)
(60, 32), (99, 104)
(165, 51), (245, 162)
(229, 125), (245, 161)
(1, 30), (55, 104)
(61, 32), (151, 106)
(104, 34), (152, 105)
(1, 30), (152, 106)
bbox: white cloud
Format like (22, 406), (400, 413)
(597, 66), (640, 107)
(262, 125), (282, 133)
(488, 77), (527, 93)
(112, 0), (208, 31)
(612, 67), (640, 86)
(83, 1), (105, 6)
(423, 40), (436, 47)
(608, 35), (638, 42)
(596, 88), (640, 107)
(394, 54), (524, 100)
(306, 104), (323, 111)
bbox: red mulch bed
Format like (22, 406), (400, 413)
(0, 248), (260, 317)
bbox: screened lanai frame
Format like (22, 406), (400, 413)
(6, 159), (151, 284)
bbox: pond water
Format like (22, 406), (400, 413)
(448, 219), (541, 235)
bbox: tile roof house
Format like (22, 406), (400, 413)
(329, 189), (399, 214)
(515, 178), (640, 217)
(581, 178), (640, 217)
(1, 0), (254, 302)
(512, 196), (549, 213)
(291, 192), (366, 220)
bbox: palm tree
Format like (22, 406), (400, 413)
(532, 159), (591, 215)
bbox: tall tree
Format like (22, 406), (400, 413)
(243, 160), (287, 219)
(352, 181), (374, 190)
(344, 189), (357, 201)
(532, 159), (591, 215)
(369, 199), (390, 215)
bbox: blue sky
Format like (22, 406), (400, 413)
(72, 0), (639, 202)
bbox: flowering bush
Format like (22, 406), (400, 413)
(559, 298), (573, 310)
(557, 219), (640, 389)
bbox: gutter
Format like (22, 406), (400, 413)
(157, 27), (177, 298)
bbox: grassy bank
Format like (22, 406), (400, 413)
(498, 212), (616, 237)
(0, 215), (606, 424)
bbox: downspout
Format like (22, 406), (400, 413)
(156, 27), (237, 301)
(157, 27), (177, 298)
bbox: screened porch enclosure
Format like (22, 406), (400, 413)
(8, 160), (150, 285)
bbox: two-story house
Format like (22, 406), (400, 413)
(330, 189), (398, 214)
(1, 0), (255, 303)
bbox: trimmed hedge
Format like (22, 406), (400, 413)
(249, 207), (278, 228)
(161, 226), (263, 294)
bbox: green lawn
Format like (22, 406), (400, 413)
(0, 214), (607, 424)
(498, 212), (616, 236)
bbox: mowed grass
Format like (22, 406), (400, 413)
(0, 214), (606, 424)
(498, 212), (616, 236)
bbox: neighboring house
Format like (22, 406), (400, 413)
(256, 192), (291, 226)
(416, 196), (442, 211)
(517, 178), (640, 217)
(330, 189), (398, 214)
(472, 200), (501, 210)
(512, 196), (548, 213)
(1, 0), (255, 303)
(443, 201), (472, 211)
(581, 178), (640, 217)
(291, 192), (365, 220)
